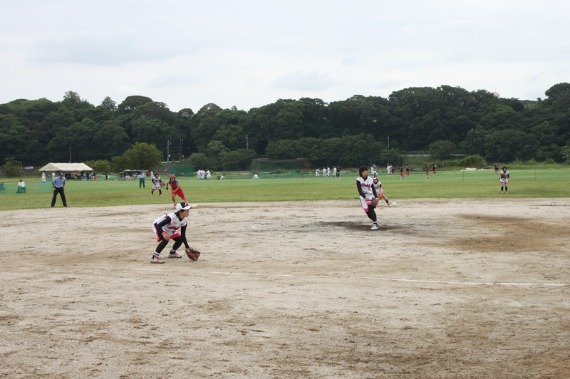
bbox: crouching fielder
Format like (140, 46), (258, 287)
(356, 167), (379, 230)
(150, 202), (201, 264)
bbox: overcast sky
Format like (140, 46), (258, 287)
(2, 0), (568, 112)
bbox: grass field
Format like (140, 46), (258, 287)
(0, 167), (569, 210)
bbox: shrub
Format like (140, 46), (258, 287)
(459, 155), (487, 168)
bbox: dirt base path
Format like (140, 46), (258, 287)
(1, 198), (569, 378)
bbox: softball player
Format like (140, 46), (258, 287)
(500, 166), (510, 194)
(151, 174), (163, 196)
(166, 174), (188, 208)
(373, 176), (391, 206)
(356, 167), (379, 230)
(151, 202), (192, 263)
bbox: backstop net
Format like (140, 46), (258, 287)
(168, 165), (195, 177)
(249, 158), (309, 178)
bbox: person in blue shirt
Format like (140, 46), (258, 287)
(51, 172), (67, 207)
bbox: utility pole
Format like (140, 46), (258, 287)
(246, 134), (249, 150)
(387, 136), (390, 150)
(69, 146), (72, 162)
(166, 140), (171, 163)
(179, 137), (182, 161)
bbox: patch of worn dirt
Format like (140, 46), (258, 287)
(0, 198), (568, 378)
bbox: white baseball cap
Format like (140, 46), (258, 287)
(176, 202), (191, 211)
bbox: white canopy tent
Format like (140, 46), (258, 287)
(38, 162), (94, 173)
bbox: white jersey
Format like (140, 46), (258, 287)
(373, 180), (389, 202)
(373, 181), (384, 196)
(500, 170), (510, 184)
(356, 176), (375, 200)
(152, 177), (162, 190)
(153, 212), (188, 238)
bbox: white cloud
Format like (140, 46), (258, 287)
(1, 0), (569, 111)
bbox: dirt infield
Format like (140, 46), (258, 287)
(1, 198), (569, 378)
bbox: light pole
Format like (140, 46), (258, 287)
(166, 140), (171, 163)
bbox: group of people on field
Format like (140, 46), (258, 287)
(355, 163), (511, 229)
(315, 166), (341, 178)
(44, 162), (511, 262)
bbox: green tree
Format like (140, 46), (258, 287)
(266, 140), (299, 159)
(273, 100), (304, 140)
(429, 140), (456, 160)
(298, 98), (329, 138)
(121, 142), (162, 171)
(189, 153), (209, 170)
(85, 159), (112, 175)
(93, 120), (131, 159)
(461, 126), (488, 156)
(484, 129), (539, 162)
(176, 108), (195, 156)
(100, 96), (117, 111)
(131, 118), (177, 148)
(134, 102), (176, 125)
(63, 91), (81, 104)
(221, 149), (256, 170)
(212, 124), (245, 150)
(117, 95), (154, 114)
(376, 148), (403, 167)
(561, 145), (570, 162)
(191, 103), (223, 151)
(46, 118), (99, 162)
(310, 138), (343, 166)
(2, 157), (22, 176)
(205, 140), (228, 169)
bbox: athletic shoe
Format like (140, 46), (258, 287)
(168, 251), (182, 258)
(370, 223), (379, 230)
(150, 256), (165, 264)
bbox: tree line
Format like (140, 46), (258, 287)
(1, 83), (569, 173)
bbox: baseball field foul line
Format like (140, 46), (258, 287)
(130, 267), (567, 287)
(206, 271), (567, 287)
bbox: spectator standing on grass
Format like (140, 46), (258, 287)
(51, 172), (67, 207)
(41, 172), (46, 183)
(138, 172), (146, 188)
